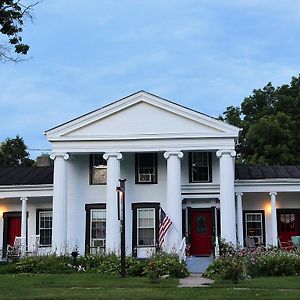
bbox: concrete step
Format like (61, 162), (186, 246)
(185, 256), (213, 273)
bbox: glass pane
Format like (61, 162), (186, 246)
(191, 152), (210, 182)
(196, 216), (208, 233)
(137, 153), (156, 183)
(138, 209), (154, 227)
(91, 154), (107, 184)
(138, 228), (154, 246)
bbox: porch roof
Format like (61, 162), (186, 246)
(235, 165), (300, 180)
(0, 166), (53, 185)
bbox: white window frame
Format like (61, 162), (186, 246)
(39, 210), (52, 247)
(90, 208), (106, 251)
(245, 212), (264, 245)
(137, 208), (155, 247)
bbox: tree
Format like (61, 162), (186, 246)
(0, 0), (38, 62)
(221, 75), (300, 165)
(0, 135), (34, 167)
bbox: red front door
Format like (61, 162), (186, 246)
(7, 217), (21, 247)
(278, 212), (299, 243)
(190, 210), (213, 256)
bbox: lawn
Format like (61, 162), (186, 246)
(0, 273), (300, 299)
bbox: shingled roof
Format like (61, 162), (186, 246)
(0, 167), (53, 185)
(236, 165), (300, 180)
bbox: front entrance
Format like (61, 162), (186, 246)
(277, 210), (300, 244)
(190, 209), (213, 256)
(2, 212), (22, 257)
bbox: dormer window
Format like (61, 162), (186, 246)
(90, 154), (107, 185)
(189, 152), (212, 183)
(135, 153), (157, 184)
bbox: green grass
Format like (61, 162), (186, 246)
(0, 273), (299, 299)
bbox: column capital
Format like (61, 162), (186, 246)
(20, 196), (28, 201)
(103, 152), (122, 161)
(235, 192), (243, 197)
(164, 151), (184, 159)
(50, 152), (69, 161)
(216, 149), (236, 158)
(269, 192), (277, 196)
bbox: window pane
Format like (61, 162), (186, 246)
(137, 208), (155, 247)
(138, 228), (154, 246)
(90, 209), (106, 253)
(91, 154), (107, 184)
(137, 153), (157, 183)
(39, 211), (52, 246)
(245, 213), (263, 245)
(191, 152), (210, 182)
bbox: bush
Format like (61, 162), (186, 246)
(145, 252), (189, 278)
(204, 243), (300, 282)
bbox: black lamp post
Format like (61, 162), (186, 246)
(117, 179), (126, 278)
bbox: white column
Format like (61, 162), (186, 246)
(236, 193), (244, 247)
(164, 151), (183, 252)
(50, 152), (69, 254)
(270, 192), (278, 246)
(20, 196), (27, 255)
(103, 152), (122, 253)
(216, 150), (237, 245)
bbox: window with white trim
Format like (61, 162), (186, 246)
(137, 208), (155, 246)
(90, 154), (107, 185)
(90, 209), (106, 251)
(245, 212), (264, 245)
(39, 211), (52, 247)
(189, 152), (212, 182)
(135, 153), (157, 183)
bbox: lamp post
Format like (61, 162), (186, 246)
(117, 179), (126, 278)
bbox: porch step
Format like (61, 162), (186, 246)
(185, 256), (213, 273)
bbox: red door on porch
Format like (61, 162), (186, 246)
(190, 210), (213, 256)
(7, 217), (21, 246)
(278, 212), (299, 244)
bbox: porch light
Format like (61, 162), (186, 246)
(264, 203), (272, 214)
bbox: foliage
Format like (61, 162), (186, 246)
(1, 252), (188, 279)
(0, 135), (34, 167)
(0, 1), (38, 62)
(144, 252), (189, 278)
(220, 75), (300, 165)
(204, 242), (300, 283)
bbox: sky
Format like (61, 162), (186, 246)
(1, 0), (300, 158)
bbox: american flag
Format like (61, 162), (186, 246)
(159, 208), (172, 248)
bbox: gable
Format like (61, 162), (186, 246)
(46, 91), (240, 141)
(64, 101), (223, 138)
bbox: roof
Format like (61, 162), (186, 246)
(236, 165), (300, 180)
(45, 90), (241, 140)
(0, 167), (53, 185)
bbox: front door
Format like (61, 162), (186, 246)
(3, 213), (22, 257)
(190, 209), (213, 256)
(278, 211), (300, 243)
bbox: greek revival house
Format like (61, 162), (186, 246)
(0, 91), (300, 260)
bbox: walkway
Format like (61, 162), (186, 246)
(178, 273), (214, 288)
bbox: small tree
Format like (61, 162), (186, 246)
(0, 135), (34, 167)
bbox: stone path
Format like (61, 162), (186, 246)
(178, 273), (214, 288)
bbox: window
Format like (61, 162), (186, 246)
(279, 213), (296, 232)
(85, 204), (106, 254)
(189, 152), (212, 182)
(38, 210), (52, 247)
(132, 203), (159, 255)
(90, 209), (106, 251)
(135, 153), (157, 184)
(90, 154), (107, 185)
(137, 208), (155, 246)
(245, 212), (264, 246)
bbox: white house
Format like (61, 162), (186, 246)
(1, 91), (300, 259)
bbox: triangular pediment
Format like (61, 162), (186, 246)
(45, 91), (239, 141)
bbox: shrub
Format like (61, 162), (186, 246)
(145, 252), (189, 278)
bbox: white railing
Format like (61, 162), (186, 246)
(179, 237), (186, 261)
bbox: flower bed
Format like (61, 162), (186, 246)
(203, 242), (300, 283)
(0, 252), (189, 278)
